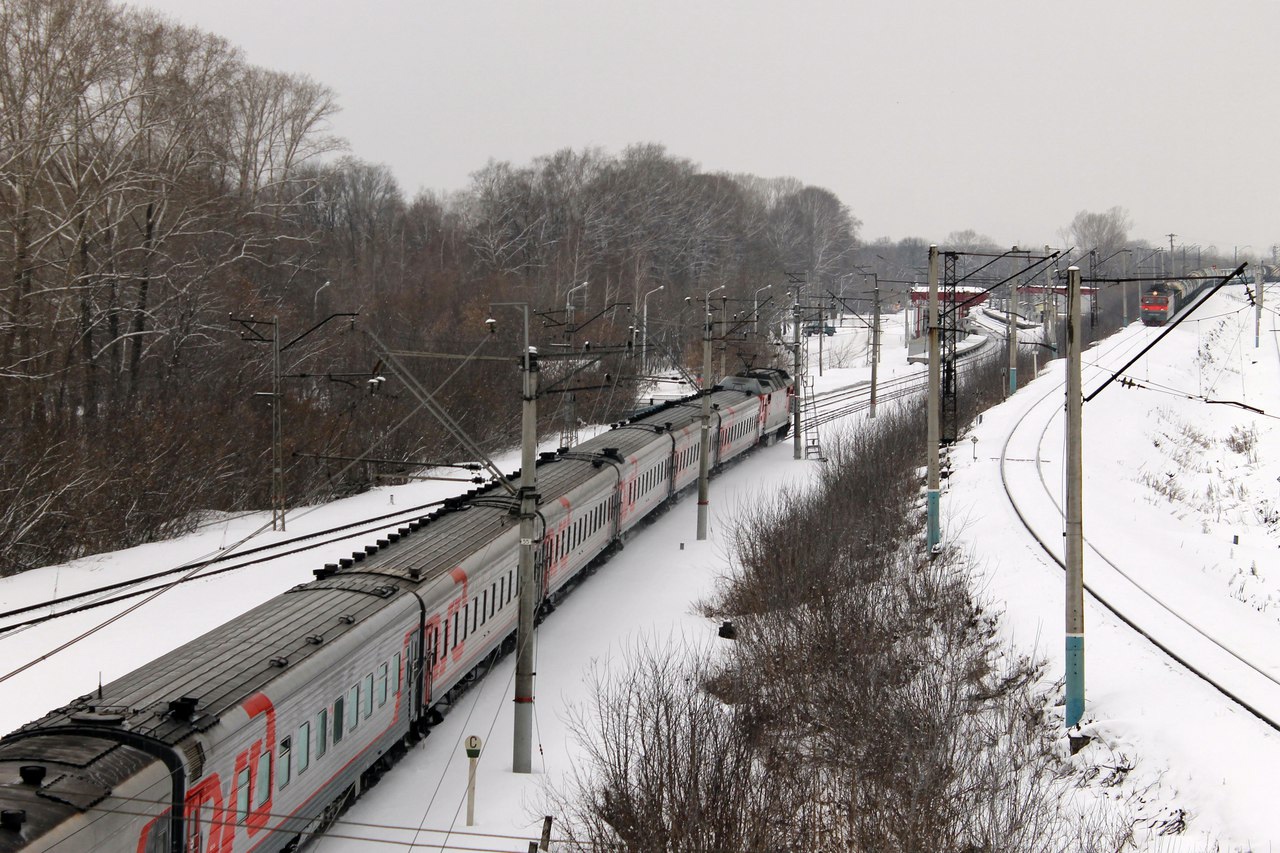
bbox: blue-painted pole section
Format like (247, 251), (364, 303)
(1008, 366), (1017, 395)
(1065, 634), (1085, 726)
(926, 489), (940, 550)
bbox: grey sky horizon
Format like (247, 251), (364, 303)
(137, 0), (1279, 261)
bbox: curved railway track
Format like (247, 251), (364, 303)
(995, 321), (1280, 732)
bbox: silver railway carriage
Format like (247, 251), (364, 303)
(0, 368), (792, 853)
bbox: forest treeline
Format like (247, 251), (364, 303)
(0, 0), (868, 572)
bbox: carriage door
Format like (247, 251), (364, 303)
(183, 776), (228, 853)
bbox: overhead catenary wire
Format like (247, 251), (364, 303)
(0, 333), (500, 683)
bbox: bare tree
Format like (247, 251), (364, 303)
(1065, 206), (1131, 258)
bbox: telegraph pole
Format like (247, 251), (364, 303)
(926, 245), (941, 551)
(1065, 265), (1085, 728)
(513, 315), (539, 772)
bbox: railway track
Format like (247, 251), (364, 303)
(995, 323), (1280, 731)
(808, 347), (992, 428)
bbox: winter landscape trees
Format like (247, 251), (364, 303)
(0, 0), (866, 572)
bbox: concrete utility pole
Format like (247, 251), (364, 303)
(1007, 270), (1018, 395)
(270, 318), (284, 530)
(926, 245), (941, 551)
(1043, 250), (1056, 352)
(870, 279), (881, 418)
(1257, 269), (1264, 349)
(754, 284), (771, 340)
(641, 284), (663, 374)
(696, 286), (723, 540)
(513, 322), (539, 772)
(1121, 250), (1129, 327)
(792, 288), (803, 460)
(719, 294), (728, 382)
(1065, 266), (1085, 728)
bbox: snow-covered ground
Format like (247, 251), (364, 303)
(1, 289), (1277, 849)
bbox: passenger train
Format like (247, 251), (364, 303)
(0, 367), (794, 853)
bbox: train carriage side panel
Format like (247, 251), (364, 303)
(668, 423), (699, 493)
(616, 434), (681, 535)
(180, 590), (422, 852)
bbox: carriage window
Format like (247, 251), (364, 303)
(499, 576), (505, 608)
(452, 612), (459, 647)
(297, 723), (310, 773)
(236, 766), (251, 823)
(508, 570), (515, 602)
(443, 621), (449, 653)
(332, 698), (344, 743)
(278, 736), (291, 790)
(393, 652), (402, 694)
(362, 673), (374, 718)
(481, 590), (488, 623)
(378, 663), (389, 707)
(461, 605), (468, 640)
(255, 750), (271, 806)
(489, 584), (496, 617)
(346, 684), (359, 732)
(472, 597), (479, 631)
(317, 710), (328, 756)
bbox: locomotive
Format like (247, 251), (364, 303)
(0, 368), (793, 853)
(1139, 267), (1231, 326)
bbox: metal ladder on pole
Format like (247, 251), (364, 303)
(801, 375), (824, 461)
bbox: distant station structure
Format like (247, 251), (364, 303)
(908, 285), (990, 338)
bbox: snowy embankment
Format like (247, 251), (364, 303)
(949, 284), (1280, 849)
(1, 303), (1277, 848)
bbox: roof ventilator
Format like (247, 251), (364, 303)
(18, 765), (45, 786)
(168, 697), (199, 720)
(1, 811), (26, 832)
(306, 634), (324, 645)
(269, 657), (289, 668)
(339, 614), (356, 625)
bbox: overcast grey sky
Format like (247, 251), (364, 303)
(137, 0), (1279, 258)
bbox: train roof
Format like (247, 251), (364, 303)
(4, 370), (793, 750)
(11, 581), (417, 747)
